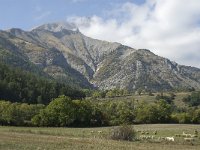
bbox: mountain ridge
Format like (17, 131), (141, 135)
(1, 22), (200, 91)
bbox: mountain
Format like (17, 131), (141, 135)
(33, 22), (78, 32)
(1, 22), (200, 92)
(0, 28), (92, 89)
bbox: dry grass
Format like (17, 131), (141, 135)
(1, 124), (200, 150)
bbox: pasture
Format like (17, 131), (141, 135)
(0, 124), (200, 150)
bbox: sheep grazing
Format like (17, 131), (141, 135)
(140, 130), (149, 135)
(97, 131), (102, 134)
(165, 137), (175, 142)
(184, 138), (195, 142)
(151, 135), (155, 139)
(191, 134), (198, 138)
(139, 135), (154, 140)
(139, 135), (146, 140)
(90, 131), (94, 133)
(182, 132), (192, 137)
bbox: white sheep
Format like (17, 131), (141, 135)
(184, 138), (195, 142)
(97, 130), (102, 134)
(191, 134), (198, 138)
(90, 130), (94, 133)
(165, 137), (175, 142)
(139, 135), (146, 140)
(140, 130), (149, 135)
(182, 132), (192, 137)
(139, 135), (154, 140)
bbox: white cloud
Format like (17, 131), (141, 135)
(68, 0), (200, 68)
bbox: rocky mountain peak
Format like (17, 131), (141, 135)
(33, 22), (79, 32)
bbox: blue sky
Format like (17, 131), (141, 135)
(0, 0), (200, 68)
(0, 0), (144, 30)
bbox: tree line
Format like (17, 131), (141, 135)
(0, 62), (85, 104)
(1, 93), (200, 127)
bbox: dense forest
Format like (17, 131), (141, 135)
(0, 62), (85, 104)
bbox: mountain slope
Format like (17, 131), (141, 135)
(1, 22), (200, 91)
(0, 29), (92, 89)
(93, 48), (200, 91)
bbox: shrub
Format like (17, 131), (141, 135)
(182, 91), (200, 106)
(110, 125), (136, 141)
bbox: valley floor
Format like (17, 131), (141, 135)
(0, 124), (200, 150)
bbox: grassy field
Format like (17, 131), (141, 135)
(1, 124), (200, 150)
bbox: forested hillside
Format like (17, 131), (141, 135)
(0, 62), (85, 104)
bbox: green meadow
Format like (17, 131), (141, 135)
(1, 124), (200, 150)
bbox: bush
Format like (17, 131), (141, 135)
(183, 91), (200, 106)
(135, 100), (172, 123)
(110, 125), (136, 141)
(171, 112), (192, 123)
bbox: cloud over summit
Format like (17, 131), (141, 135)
(69, 0), (200, 68)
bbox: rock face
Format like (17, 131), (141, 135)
(1, 22), (200, 91)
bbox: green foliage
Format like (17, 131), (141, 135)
(0, 100), (44, 126)
(106, 90), (116, 98)
(135, 100), (172, 123)
(1, 91), (200, 127)
(91, 89), (129, 99)
(110, 125), (136, 141)
(192, 109), (200, 123)
(0, 62), (85, 104)
(98, 100), (135, 125)
(183, 91), (200, 106)
(92, 91), (106, 99)
(82, 89), (93, 97)
(171, 107), (200, 124)
(171, 112), (192, 123)
(32, 96), (105, 127)
(156, 92), (175, 104)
